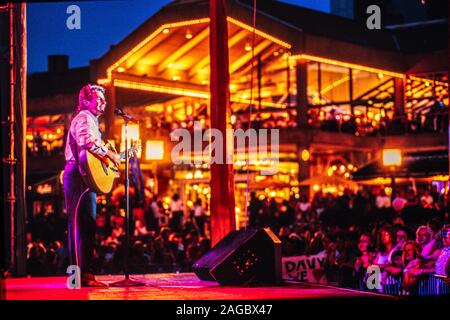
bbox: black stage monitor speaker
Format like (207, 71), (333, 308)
(192, 228), (282, 286)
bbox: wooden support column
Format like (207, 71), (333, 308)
(286, 55), (291, 107)
(295, 59), (308, 127)
(257, 54), (262, 112)
(349, 68), (354, 115)
(209, 0), (236, 245)
(318, 62), (322, 101)
(104, 79), (116, 140)
(394, 77), (406, 117)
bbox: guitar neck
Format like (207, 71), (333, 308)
(119, 146), (136, 160)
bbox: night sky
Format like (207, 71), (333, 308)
(27, 0), (330, 73)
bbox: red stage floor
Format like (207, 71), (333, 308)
(3, 273), (396, 300)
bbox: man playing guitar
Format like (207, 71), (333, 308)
(63, 84), (120, 287)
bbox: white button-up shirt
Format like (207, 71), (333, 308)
(65, 109), (108, 162)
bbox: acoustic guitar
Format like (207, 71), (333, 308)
(78, 142), (140, 194)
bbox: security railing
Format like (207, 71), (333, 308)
(360, 273), (449, 296)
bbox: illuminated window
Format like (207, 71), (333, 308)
(382, 149), (402, 167)
(145, 140), (164, 160)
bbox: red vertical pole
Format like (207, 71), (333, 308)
(394, 77), (405, 117)
(394, 77), (406, 132)
(349, 68), (354, 115)
(104, 78), (116, 139)
(209, 0), (236, 245)
(16, 2), (27, 277)
(8, 1), (16, 274)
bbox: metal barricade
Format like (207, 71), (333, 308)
(382, 274), (403, 295)
(359, 272), (449, 296)
(416, 274), (450, 296)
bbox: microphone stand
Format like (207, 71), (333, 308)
(111, 113), (145, 287)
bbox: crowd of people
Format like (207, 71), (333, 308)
(26, 192), (210, 277)
(308, 104), (448, 136)
(248, 186), (450, 293)
(26, 184), (449, 294)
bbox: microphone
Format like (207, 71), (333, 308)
(114, 108), (138, 122)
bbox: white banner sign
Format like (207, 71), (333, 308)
(282, 252), (327, 284)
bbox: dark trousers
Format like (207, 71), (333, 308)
(170, 211), (183, 233)
(194, 216), (205, 236)
(63, 163), (97, 275)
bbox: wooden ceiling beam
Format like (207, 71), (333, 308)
(157, 26), (210, 74)
(229, 39), (272, 74)
(188, 28), (249, 78)
(124, 32), (169, 69)
(231, 44), (279, 79)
